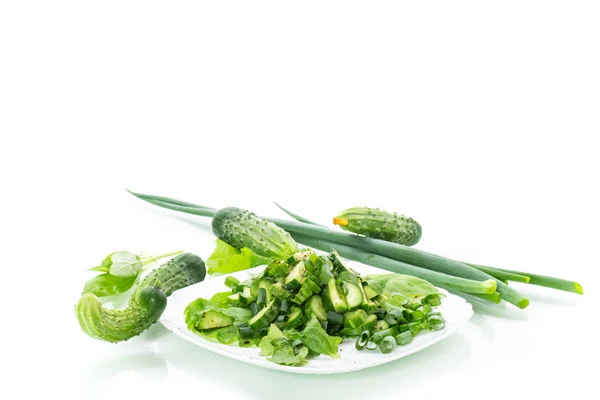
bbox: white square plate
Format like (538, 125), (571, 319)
(160, 261), (473, 374)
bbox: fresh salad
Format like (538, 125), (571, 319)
(184, 250), (445, 366)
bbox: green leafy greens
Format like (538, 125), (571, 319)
(206, 240), (272, 275)
(365, 274), (441, 302)
(83, 250), (183, 297)
(300, 315), (343, 359)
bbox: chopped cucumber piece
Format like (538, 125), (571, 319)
(196, 310), (234, 330)
(345, 282), (364, 310)
(306, 295), (328, 321)
(285, 261), (306, 290)
(362, 285), (379, 300)
(305, 278), (321, 294)
(374, 320), (390, 331)
(249, 299), (279, 330)
(344, 309), (369, 329)
(322, 278), (348, 313)
(291, 284), (313, 305)
(280, 306), (306, 329)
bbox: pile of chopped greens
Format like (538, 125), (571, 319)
(185, 250), (445, 366)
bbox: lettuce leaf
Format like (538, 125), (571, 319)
(270, 343), (308, 366)
(258, 324), (286, 356)
(82, 273), (138, 297)
(365, 274), (440, 302)
(259, 324), (308, 366)
(184, 297), (251, 332)
(300, 315), (342, 359)
(206, 240), (272, 275)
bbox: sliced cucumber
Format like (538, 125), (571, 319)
(305, 279), (321, 294)
(291, 284), (313, 305)
(322, 279), (348, 313)
(344, 309), (369, 329)
(196, 310), (234, 330)
(363, 285), (379, 300)
(374, 319), (390, 331)
(249, 299), (279, 330)
(345, 282), (363, 310)
(270, 282), (293, 299)
(285, 261), (306, 290)
(280, 306), (306, 329)
(306, 295), (328, 321)
(239, 286), (257, 306)
(339, 314), (377, 337)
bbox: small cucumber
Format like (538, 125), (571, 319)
(212, 207), (298, 259)
(77, 253), (206, 343)
(76, 287), (167, 343)
(345, 282), (364, 310)
(333, 207), (422, 246)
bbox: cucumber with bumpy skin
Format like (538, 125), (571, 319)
(133, 253), (206, 298)
(333, 207), (422, 246)
(212, 207), (298, 259)
(76, 287), (167, 343)
(76, 253), (206, 343)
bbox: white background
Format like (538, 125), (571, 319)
(1, 1), (598, 399)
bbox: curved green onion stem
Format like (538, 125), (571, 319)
(355, 330), (370, 350)
(128, 191), (527, 307)
(274, 202), (323, 226)
(465, 263), (530, 283)
(291, 233), (497, 295)
(379, 336), (396, 354)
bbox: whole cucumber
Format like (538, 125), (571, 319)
(333, 207), (422, 246)
(77, 253), (206, 343)
(212, 207), (298, 259)
(76, 287), (167, 343)
(133, 252), (206, 298)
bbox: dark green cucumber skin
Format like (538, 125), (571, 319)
(133, 253), (206, 298)
(336, 207), (422, 246)
(212, 207), (298, 259)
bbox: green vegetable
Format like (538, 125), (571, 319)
(77, 252), (205, 343)
(83, 250), (183, 297)
(76, 287), (167, 343)
(280, 306), (306, 329)
(212, 207), (298, 259)
(130, 192), (581, 303)
(249, 299), (280, 330)
(206, 239), (272, 275)
(469, 265), (583, 295)
(365, 274), (440, 303)
(300, 315), (342, 359)
(395, 331), (413, 346)
(196, 310), (234, 330)
(259, 324), (308, 366)
(293, 234), (497, 296)
(306, 295), (328, 321)
(465, 263), (531, 283)
(379, 336), (396, 354)
(333, 207), (422, 246)
(132, 253), (207, 298)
